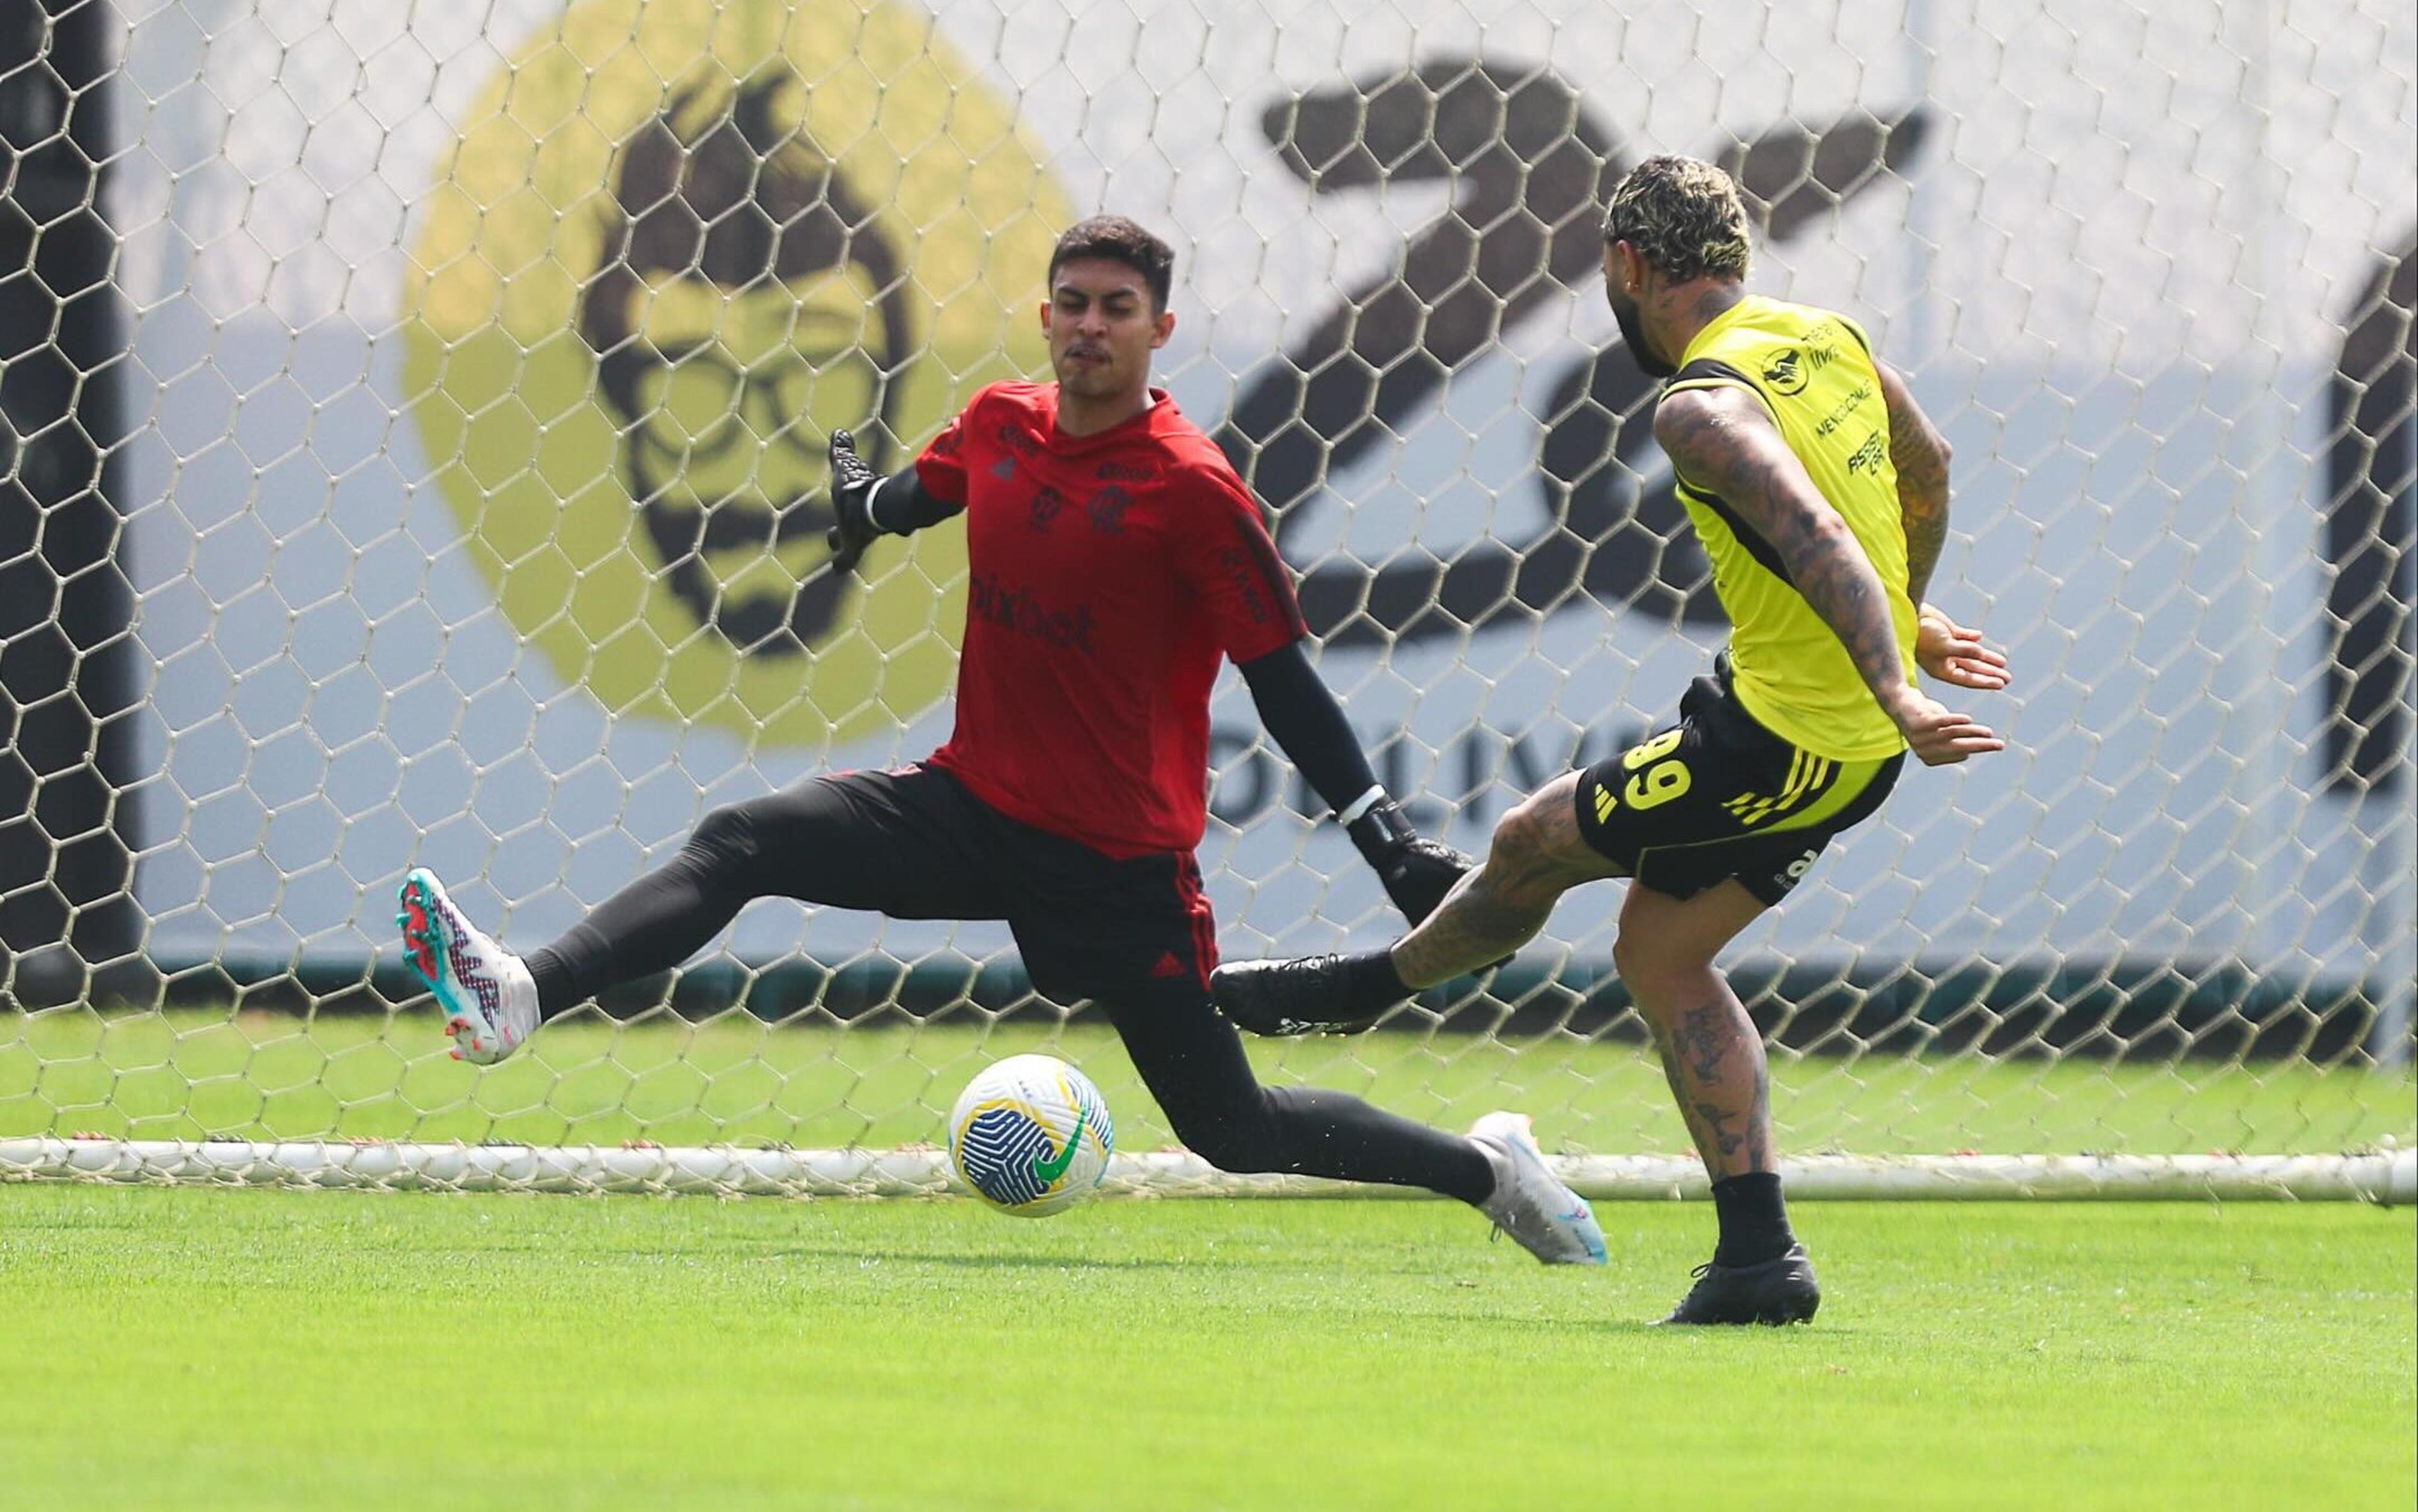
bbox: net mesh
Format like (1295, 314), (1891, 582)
(1, 0), (2411, 1177)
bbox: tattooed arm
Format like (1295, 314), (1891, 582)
(1654, 384), (1911, 703)
(1873, 361), (2014, 695)
(1873, 358), (1951, 607)
(1654, 384), (2002, 766)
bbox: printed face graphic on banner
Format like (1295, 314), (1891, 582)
(577, 70), (912, 656)
(403, 0), (1072, 746)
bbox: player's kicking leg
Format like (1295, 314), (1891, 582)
(1212, 770), (1613, 1034)
(397, 868), (540, 1064)
(1212, 755), (1825, 1319)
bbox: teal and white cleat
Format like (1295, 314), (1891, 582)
(1470, 1111), (1608, 1266)
(397, 868), (540, 1066)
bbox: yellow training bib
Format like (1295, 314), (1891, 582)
(1659, 295), (1916, 760)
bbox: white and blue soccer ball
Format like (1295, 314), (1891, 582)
(948, 1054), (1115, 1217)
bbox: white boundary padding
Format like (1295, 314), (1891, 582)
(1, 1140), (2411, 1203)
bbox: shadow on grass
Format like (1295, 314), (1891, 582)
(1415, 1306), (1859, 1339)
(761, 1244), (1215, 1273)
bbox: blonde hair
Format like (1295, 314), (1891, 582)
(1600, 156), (1751, 283)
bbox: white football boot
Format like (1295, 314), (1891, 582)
(397, 868), (540, 1065)
(1470, 1111), (1608, 1266)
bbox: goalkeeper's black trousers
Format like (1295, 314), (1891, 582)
(523, 765), (1497, 1207)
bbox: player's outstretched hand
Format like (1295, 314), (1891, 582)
(825, 428), (881, 575)
(1346, 799), (1472, 926)
(1915, 604), (2011, 691)
(1887, 689), (2005, 766)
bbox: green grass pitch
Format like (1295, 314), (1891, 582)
(5, 1011), (2414, 1508)
(6, 1009), (2413, 1157)
(1, 1186), (2410, 1511)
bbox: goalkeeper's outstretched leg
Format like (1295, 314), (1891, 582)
(399, 868), (540, 1065)
(397, 761), (1608, 1266)
(397, 768), (1006, 1062)
(1101, 979), (1604, 1265)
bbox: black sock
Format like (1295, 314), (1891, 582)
(521, 849), (746, 1020)
(1336, 946), (1413, 1017)
(525, 944), (582, 1021)
(1101, 986), (1496, 1207)
(1710, 1172), (1795, 1267)
(1261, 1086), (1499, 1205)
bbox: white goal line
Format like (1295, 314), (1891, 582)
(3, 1140), (2410, 1205)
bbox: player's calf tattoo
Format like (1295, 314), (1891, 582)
(1677, 1002), (1730, 1086)
(1652, 998), (1779, 1176)
(1694, 1099), (1746, 1158)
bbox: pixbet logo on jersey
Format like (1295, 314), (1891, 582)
(966, 574), (1096, 653)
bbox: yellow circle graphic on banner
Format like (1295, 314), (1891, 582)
(404, 0), (1071, 747)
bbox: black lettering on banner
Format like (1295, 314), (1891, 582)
(1207, 727), (1279, 827)
(1215, 55), (1930, 645)
(1212, 719), (1646, 831)
(1458, 729), (1493, 802)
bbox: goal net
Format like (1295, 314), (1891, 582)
(2, 0), (2412, 1199)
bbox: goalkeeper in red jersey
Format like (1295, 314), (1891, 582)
(399, 215), (1604, 1264)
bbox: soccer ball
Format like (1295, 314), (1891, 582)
(948, 1054), (1115, 1216)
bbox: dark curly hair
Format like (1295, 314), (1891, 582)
(1601, 155), (1751, 283)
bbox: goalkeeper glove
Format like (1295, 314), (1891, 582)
(1345, 797), (1472, 928)
(826, 428), (881, 575)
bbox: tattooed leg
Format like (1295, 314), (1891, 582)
(1392, 771), (1625, 989)
(1616, 879), (1777, 1179)
(1649, 992), (1776, 1177)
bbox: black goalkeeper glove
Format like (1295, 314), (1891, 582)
(1345, 799), (1472, 928)
(825, 428), (881, 576)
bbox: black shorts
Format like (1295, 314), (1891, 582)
(1573, 665), (1904, 906)
(770, 765), (1215, 1004)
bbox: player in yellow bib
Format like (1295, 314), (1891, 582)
(1215, 156), (2012, 1324)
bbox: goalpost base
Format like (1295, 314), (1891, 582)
(4, 1139), (2410, 1205)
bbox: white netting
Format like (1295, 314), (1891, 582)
(0, 0), (2411, 1185)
